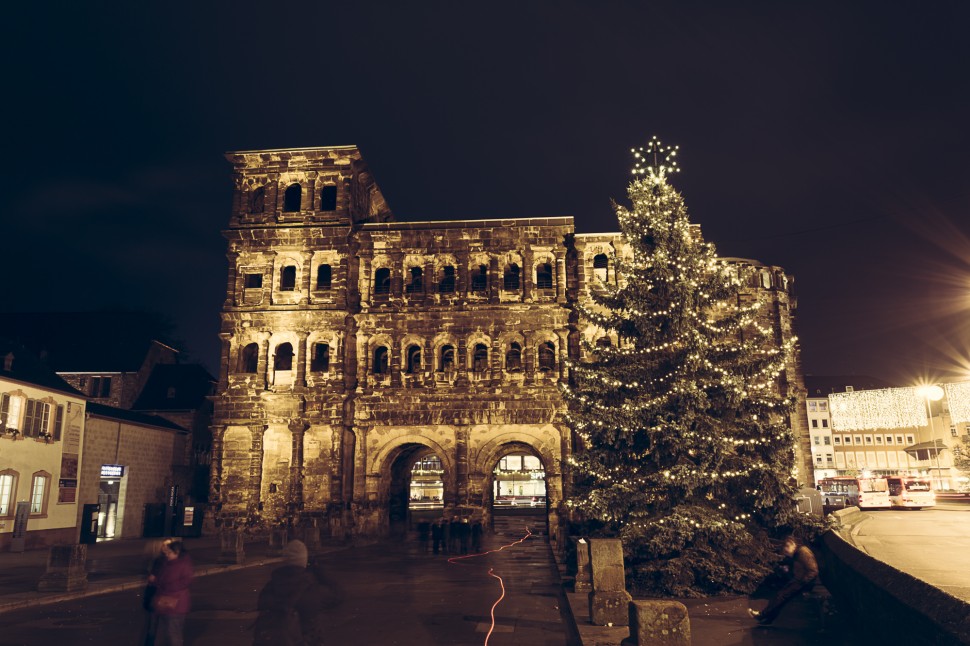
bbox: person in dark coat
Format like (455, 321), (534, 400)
(149, 539), (194, 646)
(459, 518), (471, 554)
(253, 540), (334, 645)
(431, 518), (445, 555)
(441, 516), (452, 554)
(749, 536), (819, 625)
(142, 541), (168, 646)
(416, 520), (431, 552)
(471, 519), (483, 553)
(449, 516), (462, 554)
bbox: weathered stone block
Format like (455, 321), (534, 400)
(621, 600), (691, 646)
(37, 544), (88, 592)
(218, 529), (245, 564)
(574, 536), (592, 593)
(590, 589), (633, 626)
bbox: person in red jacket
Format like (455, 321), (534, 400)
(149, 539), (194, 646)
(749, 535), (819, 625)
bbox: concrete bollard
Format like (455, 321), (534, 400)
(218, 528), (245, 564)
(574, 537), (593, 593)
(621, 600), (691, 646)
(37, 544), (88, 592)
(588, 538), (632, 626)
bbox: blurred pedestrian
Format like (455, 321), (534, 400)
(749, 536), (819, 625)
(253, 540), (333, 645)
(431, 518), (445, 555)
(416, 519), (431, 553)
(142, 540), (168, 646)
(459, 518), (470, 554)
(149, 539), (194, 646)
(471, 519), (483, 553)
(449, 516), (462, 553)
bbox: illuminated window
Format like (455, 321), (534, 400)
(240, 343), (259, 373)
(280, 266), (297, 291)
(274, 343), (294, 371)
(823, 436), (831, 445)
(320, 185), (337, 211)
(316, 265), (332, 290)
(819, 402), (828, 412)
(374, 268), (391, 295)
(244, 273), (263, 289)
(536, 263), (553, 289)
(310, 343), (330, 373)
(29, 472), (50, 515)
(283, 183), (302, 212)
(503, 264), (520, 291)
(808, 401), (817, 412)
(0, 471), (17, 516)
(373, 347), (389, 376)
(250, 186), (265, 213)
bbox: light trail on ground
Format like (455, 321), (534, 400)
(447, 526), (534, 646)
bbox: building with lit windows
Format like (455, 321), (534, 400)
(209, 146), (810, 539)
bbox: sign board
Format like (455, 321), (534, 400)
(58, 479), (78, 503)
(183, 506), (195, 526)
(100, 464), (125, 478)
(11, 501), (30, 552)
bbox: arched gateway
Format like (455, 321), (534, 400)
(207, 147), (811, 546)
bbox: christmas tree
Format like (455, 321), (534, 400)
(562, 138), (814, 597)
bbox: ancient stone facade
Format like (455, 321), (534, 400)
(211, 146), (810, 539)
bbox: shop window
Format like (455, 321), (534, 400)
(0, 470), (17, 516)
(311, 343), (330, 372)
(593, 254), (608, 282)
(536, 263), (553, 289)
(406, 345), (422, 374)
(538, 342), (556, 371)
(472, 344), (488, 372)
(374, 268), (391, 295)
(283, 183), (302, 212)
(280, 266), (297, 291)
(274, 343), (294, 372)
(29, 471), (50, 515)
(406, 267), (423, 294)
(320, 185), (337, 211)
(503, 264), (520, 290)
(439, 266), (456, 293)
(250, 186), (265, 213)
(373, 347), (389, 376)
(244, 273), (263, 289)
(240, 343), (259, 373)
(316, 265), (332, 290)
(440, 345), (455, 373)
(506, 343), (522, 372)
(471, 265), (488, 293)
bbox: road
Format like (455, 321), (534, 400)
(854, 504), (970, 602)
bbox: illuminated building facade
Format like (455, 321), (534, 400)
(210, 146), (810, 539)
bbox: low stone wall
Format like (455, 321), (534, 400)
(819, 526), (970, 645)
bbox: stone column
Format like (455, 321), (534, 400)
(249, 424), (268, 512)
(296, 331), (309, 388)
(217, 333), (232, 391)
(522, 249), (534, 302)
(490, 337), (502, 385)
(225, 250), (239, 307)
(456, 337), (469, 386)
(424, 338), (436, 387)
(556, 251), (568, 303)
(456, 426), (469, 507)
(556, 329), (569, 381)
(489, 256), (500, 304)
(589, 538), (632, 626)
(209, 425), (226, 509)
(289, 421), (308, 512)
(258, 333), (271, 390)
(523, 331), (535, 384)
(390, 335), (402, 387)
(357, 335), (370, 390)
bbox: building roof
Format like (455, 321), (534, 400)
(86, 401), (188, 433)
(0, 311), (180, 372)
(904, 439), (948, 453)
(130, 363), (216, 411)
(0, 337), (84, 396)
(804, 375), (895, 396)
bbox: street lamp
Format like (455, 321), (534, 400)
(918, 385), (946, 491)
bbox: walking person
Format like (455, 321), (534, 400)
(142, 540), (168, 646)
(459, 518), (471, 554)
(749, 535), (819, 625)
(253, 540), (333, 645)
(471, 518), (483, 553)
(431, 517), (444, 555)
(149, 539), (194, 646)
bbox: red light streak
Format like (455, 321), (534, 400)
(447, 525), (534, 645)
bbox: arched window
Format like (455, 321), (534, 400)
(538, 341), (556, 372)
(472, 343), (489, 372)
(240, 343), (259, 373)
(274, 343), (294, 371)
(536, 262), (553, 289)
(373, 347), (389, 376)
(406, 267), (423, 294)
(311, 343), (330, 372)
(0, 469), (19, 517)
(316, 265), (332, 290)
(283, 183), (302, 212)
(280, 265), (297, 291)
(438, 266), (456, 293)
(374, 268), (391, 295)
(503, 263), (520, 290)
(405, 345), (422, 374)
(439, 345), (455, 373)
(593, 254), (608, 282)
(320, 185), (337, 211)
(471, 265), (488, 293)
(250, 186), (265, 213)
(506, 342), (522, 371)
(29, 470), (51, 515)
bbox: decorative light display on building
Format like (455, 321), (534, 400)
(944, 381), (970, 425)
(829, 387), (927, 431)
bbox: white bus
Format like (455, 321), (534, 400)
(818, 476), (891, 510)
(886, 476), (935, 510)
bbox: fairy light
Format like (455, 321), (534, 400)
(829, 387), (927, 431)
(944, 381), (970, 425)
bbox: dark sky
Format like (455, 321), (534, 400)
(5, 2), (969, 384)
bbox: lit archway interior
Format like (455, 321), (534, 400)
(492, 450), (546, 508)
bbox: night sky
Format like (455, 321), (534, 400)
(5, 2), (969, 385)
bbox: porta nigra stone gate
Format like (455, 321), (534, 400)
(210, 146), (811, 541)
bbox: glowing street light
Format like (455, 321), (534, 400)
(918, 385), (946, 491)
